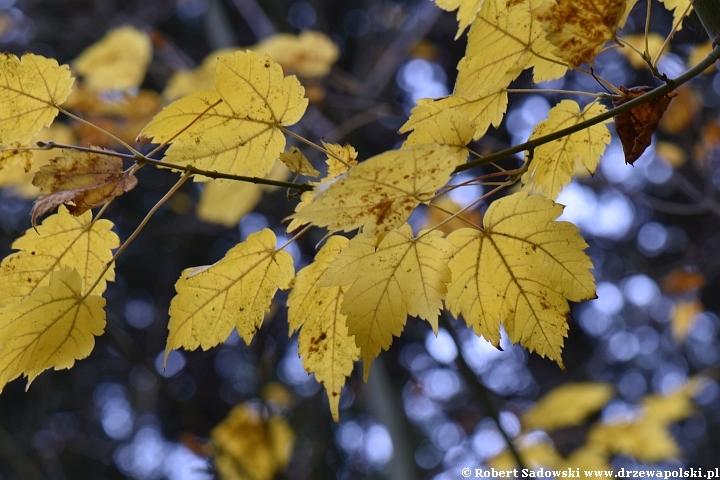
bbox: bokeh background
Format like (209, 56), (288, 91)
(0, 0), (719, 479)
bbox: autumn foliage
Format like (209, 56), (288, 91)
(0, 0), (715, 475)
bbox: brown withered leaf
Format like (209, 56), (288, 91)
(613, 86), (677, 165)
(31, 150), (137, 226)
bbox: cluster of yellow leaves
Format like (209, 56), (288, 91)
(491, 379), (703, 469)
(211, 403), (295, 480)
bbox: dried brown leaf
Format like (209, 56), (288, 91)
(31, 150), (137, 226)
(612, 86), (677, 165)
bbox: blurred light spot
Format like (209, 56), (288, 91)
(125, 293), (155, 329)
(483, 361), (521, 395)
(653, 362), (687, 394)
(578, 304), (613, 337)
(115, 426), (167, 479)
(617, 369), (647, 399)
(635, 326), (659, 355)
(506, 95), (550, 145)
(397, 58), (448, 107)
(415, 442), (443, 469)
(163, 445), (212, 479)
(657, 53), (686, 78)
(288, 1), (316, 29)
(363, 424), (393, 465)
(499, 411), (521, 437)
(600, 141), (645, 189)
(239, 212), (268, 240)
(594, 282), (624, 314)
(431, 422), (465, 450)
(279, 341), (320, 396)
(695, 380), (719, 406)
(607, 331), (640, 362)
(637, 222), (667, 256)
(623, 274), (660, 307)
(400, 343), (436, 372)
(420, 368), (462, 400)
(344, 9), (370, 38)
(156, 350), (186, 378)
(601, 400), (641, 423)
(404, 393), (439, 422)
(643, 155), (673, 184)
(472, 425), (505, 459)
(585, 190), (634, 239)
(94, 383), (134, 440)
(557, 182), (598, 225)
(337, 421), (363, 452)
(461, 333), (505, 374)
(448, 173), (483, 207)
(425, 329), (458, 364)
(275, 231), (301, 262)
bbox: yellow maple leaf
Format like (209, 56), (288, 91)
(278, 146), (319, 176)
(0, 123), (76, 199)
(322, 141), (358, 179)
(0, 53), (74, 145)
(0, 206), (118, 307)
(321, 224), (452, 379)
(587, 419), (680, 462)
(535, 0), (626, 68)
(659, 0), (693, 30)
(400, 91), (508, 142)
(0, 266), (105, 392)
(252, 30), (339, 78)
(488, 442), (561, 470)
(402, 108), (475, 147)
(456, 0), (567, 97)
(31, 149), (138, 226)
(523, 382), (614, 430)
(670, 299), (703, 342)
(446, 192), (595, 366)
(287, 236), (359, 421)
(558, 445), (612, 472)
(141, 51), (308, 179)
(288, 144), (465, 235)
(163, 48), (238, 101)
(197, 159), (290, 227)
(212, 403), (294, 480)
(641, 378), (701, 425)
(73, 26), (152, 91)
(434, 0), (483, 39)
(166, 229), (294, 356)
(522, 100), (611, 200)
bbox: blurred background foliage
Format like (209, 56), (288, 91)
(0, 0), (719, 479)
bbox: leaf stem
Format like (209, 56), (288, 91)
(57, 106), (143, 158)
(439, 313), (528, 471)
(505, 88), (613, 99)
(455, 43), (720, 174)
(653, 0), (696, 69)
(82, 169), (192, 299)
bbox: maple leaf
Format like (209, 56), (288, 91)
(197, 159), (290, 227)
(322, 141), (358, 179)
(522, 100), (611, 200)
(0, 206), (118, 306)
(658, 0), (693, 31)
(670, 299), (703, 342)
(587, 420), (680, 462)
(287, 236), (359, 421)
(434, 0), (483, 39)
(400, 91), (508, 142)
(163, 47), (238, 101)
(0, 53), (74, 146)
(288, 144), (466, 235)
(535, 0), (626, 68)
(613, 85), (677, 164)
(31, 149), (138, 226)
(446, 192), (595, 366)
(0, 267), (105, 392)
(211, 403), (295, 480)
(141, 51), (308, 179)
(402, 108), (475, 147)
(278, 146), (319, 176)
(73, 26), (152, 91)
(252, 30), (340, 78)
(166, 229), (294, 356)
(0, 124), (76, 199)
(456, 0), (567, 97)
(641, 378), (701, 425)
(523, 382), (614, 430)
(320, 224), (452, 379)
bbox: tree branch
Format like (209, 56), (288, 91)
(454, 44), (720, 174)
